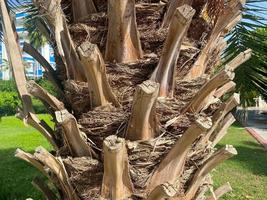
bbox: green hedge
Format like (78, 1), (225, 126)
(0, 79), (57, 116)
(0, 80), (16, 92)
(0, 91), (20, 116)
(35, 79), (58, 97)
(0, 79), (57, 95)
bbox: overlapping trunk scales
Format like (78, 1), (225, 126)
(105, 0), (143, 63)
(148, 117), (212, 192)
(147, 183), (177, 200)
(151, 4), (195, 97)
(27, 80), (65, 111)
(32, 177), (58, 200)
(214, 81), (236, 99)
(182, 70), (234, 114)
(126, 80), (159, 141)
(185, 145), (237, 200)
(186, 0), (246, 80)
(77, 41), (120, 109)
(207, 182), (233, 200)
(1, 0), (250, 199)
(162, 0), (194, 28)
(55, 109), (94, 157)
(101, 135), (134, 199)
(15, 147), (80, 200)
(210, 113), (236, 147)
(200, 93), (240, 147)
(72, 0), (97, 22)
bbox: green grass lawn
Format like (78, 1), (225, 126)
(212, 123), (267, 200)
(0, 115), (52, 200)
(0, 116), (266, 199)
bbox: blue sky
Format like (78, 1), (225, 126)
(240, 1), (267, 27)
(254, 1), (267, 7)
(250, 1), (267, 20)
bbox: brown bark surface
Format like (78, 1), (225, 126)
(2, 0), (247, 199)
(105, 0), (143, 63)
(126, 80), (159, 141)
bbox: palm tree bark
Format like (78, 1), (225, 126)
(1, 0), (249, 199)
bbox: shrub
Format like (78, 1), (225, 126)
(0, 91), (48, 116)
(0, 79), (56, 116)
(0, 79), (57, 96)
(0, 80), (16, 92)
(35, 78), (58, 97)
(32, 98), (47, 114)
(0, 92), (20, 116)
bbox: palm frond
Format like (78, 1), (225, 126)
(224, 0), (267, 107)
(0, 0), (33, 41)
(24, 4), (50, 48)
(0, 0), (49, 48)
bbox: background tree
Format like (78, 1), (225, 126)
(224, 2), (267, 107)
(0, 0), (265, 200)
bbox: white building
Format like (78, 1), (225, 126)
(255, 96), (267, 111)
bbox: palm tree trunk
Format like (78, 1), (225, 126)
(1, 0), (251, 199)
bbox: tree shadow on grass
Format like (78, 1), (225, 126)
(216, 140), (267, 177)
(0, 148), (45, 200)
(231, 121), (244, 128)
(242, 140), (263, 148)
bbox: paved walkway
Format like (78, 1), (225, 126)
(240, 108), (267, 148)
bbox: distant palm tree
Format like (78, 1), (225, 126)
(0, 58), (9, 71)
(224, 1), (267, 106)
